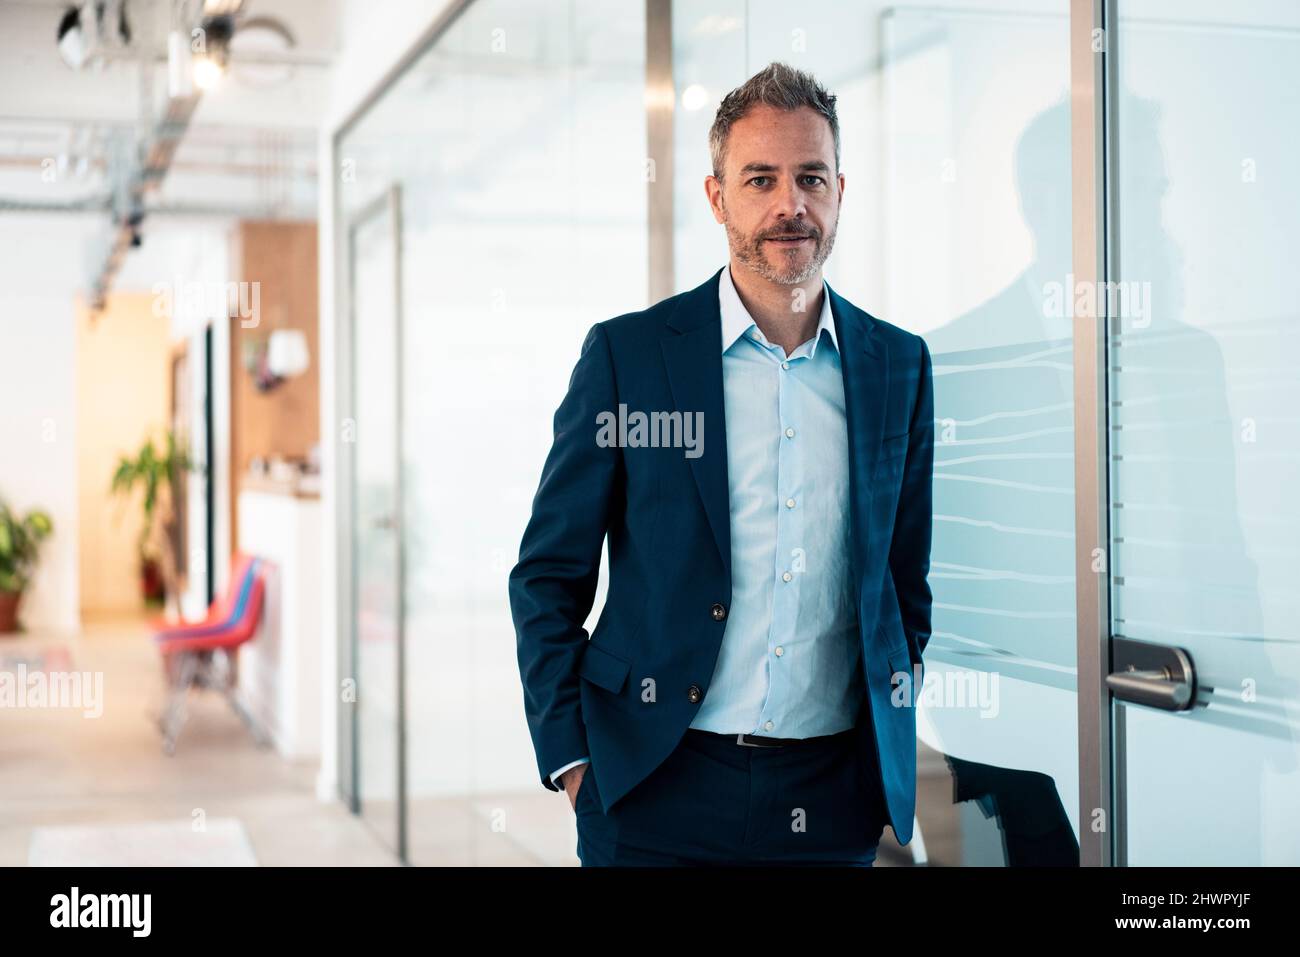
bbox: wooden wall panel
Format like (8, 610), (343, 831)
(228, 221), (320, 554)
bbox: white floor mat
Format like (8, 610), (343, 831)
(28, 818), (259, 866)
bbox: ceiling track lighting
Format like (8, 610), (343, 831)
(56, 1), (132, 70)
(192, 13), (235, 89)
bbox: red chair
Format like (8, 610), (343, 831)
(148, 553), (256, 636)
(152, 553), (272, 754)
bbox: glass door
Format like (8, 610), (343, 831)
(1105, 0), (1300, 864)
(348, 186), (407, 861)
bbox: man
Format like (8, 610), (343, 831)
(510, 62), (932, 866)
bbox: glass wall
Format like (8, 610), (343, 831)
(339, 0), (647, 864)
(670, 0), (1077, 865)
(890, 3), (1079, 866)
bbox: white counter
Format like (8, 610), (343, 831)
(236, 487), (322, 760)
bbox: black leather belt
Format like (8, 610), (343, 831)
(734, 732), (801, 748)
(689, 729), (823, 748)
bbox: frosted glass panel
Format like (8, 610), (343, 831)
(883, 5), (1079, 865)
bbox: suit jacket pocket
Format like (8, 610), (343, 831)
(578, 641), (632, 694)
(879, 431), (909, 460)
(574, 764), (592, 809)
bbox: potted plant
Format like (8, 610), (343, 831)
(110, 429), (194, 619)
(0, 503), (54, 634)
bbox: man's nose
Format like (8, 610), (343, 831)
(772, 178), (808, 219)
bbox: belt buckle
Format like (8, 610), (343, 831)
(736, 732), (778, 748)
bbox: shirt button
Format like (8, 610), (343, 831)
(764, 720), (774, 731)
(785, 498), (795, 509)
(784, 427), (795, 439)
(710, 603), (727, 621)
(781, 361), (790, 370)
(775, 646), (784, 657)
(782, 571), (793, 583)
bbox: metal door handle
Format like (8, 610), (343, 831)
(1107, 637), (1196, 711)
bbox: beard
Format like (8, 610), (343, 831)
(725, 208), (839, 285)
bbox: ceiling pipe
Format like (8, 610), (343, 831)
(88, 90), (202, 310)
(85, 0), (250, 311)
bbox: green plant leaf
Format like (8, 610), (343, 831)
(25, 510), (53, 539)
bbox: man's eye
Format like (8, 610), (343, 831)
(749, 176), (769, 187)
(801, 176), (825, 186)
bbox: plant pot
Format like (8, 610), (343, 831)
(141, 557), (165, 607)
(0, 589), (21, 634)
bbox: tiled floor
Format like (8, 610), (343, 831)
(0, 615), (394, 867)
(0, 615), (963, 867)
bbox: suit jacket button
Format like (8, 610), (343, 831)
(710, 603), (727, 621)
(687, 685), (703, 704)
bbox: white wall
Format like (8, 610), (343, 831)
(0, 214), (105, 632)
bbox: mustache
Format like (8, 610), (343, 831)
(761, 225), (818, 239)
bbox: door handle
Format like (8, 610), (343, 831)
(1106, 636), (1196, 711)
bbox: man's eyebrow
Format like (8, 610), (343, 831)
(737, 161), (832, 175)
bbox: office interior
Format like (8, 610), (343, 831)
(0, 0), (1296, 867)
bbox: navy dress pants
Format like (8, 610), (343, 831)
(574, 727), (888, 866)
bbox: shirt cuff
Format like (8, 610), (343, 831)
(550, 757), (590, 787)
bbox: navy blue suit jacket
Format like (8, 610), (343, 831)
(509, 265), (933, 844)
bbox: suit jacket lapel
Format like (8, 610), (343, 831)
(828, 283), (887, 591)
(662, 268), (732, 578)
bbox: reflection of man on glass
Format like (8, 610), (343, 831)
(511, 63), (933, 866)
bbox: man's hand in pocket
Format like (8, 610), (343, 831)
(561, 764), (588, 812)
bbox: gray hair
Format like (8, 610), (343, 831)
(709, 62), (840, 181)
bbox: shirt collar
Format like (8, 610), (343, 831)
(719, 263), (838, 357)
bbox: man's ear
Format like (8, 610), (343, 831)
(705, 175), (726, 225)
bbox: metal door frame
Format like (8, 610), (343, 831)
(1070, 0), (1119, 868)
(340, 183), (408, 864)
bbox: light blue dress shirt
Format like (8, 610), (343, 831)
(550, 264), (862, 787)
(689, 264), (862, 738)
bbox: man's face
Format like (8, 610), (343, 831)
(706, 104), (844, 285)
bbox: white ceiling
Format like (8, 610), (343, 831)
(0, 0), (339, 127)
(0, 0), (339, 213)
